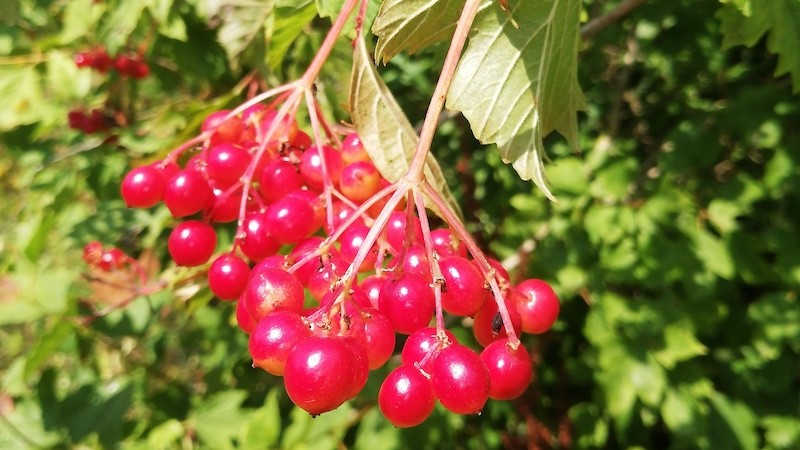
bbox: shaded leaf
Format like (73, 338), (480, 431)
(447, 0), (585, 197)
(718, 0), (800, 93)
(349, 36), (461, 218)
(372, 0), (467, 64)
(709, 392), (759, 450)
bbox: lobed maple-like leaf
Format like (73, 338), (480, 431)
(446, 0), (585, 199)
(717, 0), (800, 94)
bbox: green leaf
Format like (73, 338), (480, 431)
(0, 66), (45, 131)
(191, 390), (249, 449)
(349, 36), (461, 218)
(653, 323), (708, 369)
(709, 392), (759, 450)
(447, 0), (585, 197)
(718, 0), (800, 93)
(99, 0), (147, 53)
(267, 1), (318, 72)
(372, 0), (466, 64)
(762, 415), (800, 449)
(203, 0), (275, 69)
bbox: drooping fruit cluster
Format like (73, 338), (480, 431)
(116, 102), (562, 424)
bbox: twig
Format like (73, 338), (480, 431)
(581, 0), (646, 40)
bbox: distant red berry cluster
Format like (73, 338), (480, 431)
(67, 108), (114, 134)
(74, 47), (150, 79)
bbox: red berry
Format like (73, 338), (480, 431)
(338, 224), (377, 273)
(379, 365), (436, 428)
(283, 336), (360, 415)
(431, 343), (490, 415)
(378, 274), (434, 335)
(167, 221), (217, 266)
(472, 292), (522, 347)
(299, 145), (343, 191)
(206, 187), (242, 223)
(243, 269), (304, 322)
(205, 143), (252, 188)
(439, 256), (486, 316)
(239, 212), (280, 262)
(339, 161), (381, 203)
(164, 169), (212, 217)
(265, 196), (316, 244)
(430, 228), (467, 258)
(340, 133), (371, 164)
(121, 165), (166, 208)
(236, 297), (257, 334)
(83, 241), (104, 266)
(358, 274), (387, 309)
(258, 159), (304, 204)
(514, 279), (560, 334)
(208, 254), (250, 300)
(401, 327), (456, 374)
(249, 310), (311, 375)
(361, 308), (396, 370)
(384, 211), (423, 254)
(98, 248), (127, 271)
(480, 340), (533, 400)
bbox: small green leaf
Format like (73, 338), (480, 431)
(447, 0), (586, 196)
(99, 0), (147, 53)
(653, 323), (708, 369)
(372, 0), (466, 64)
(349, 36), (461, 218)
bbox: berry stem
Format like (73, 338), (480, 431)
(404, 0), (481, 182)
(298, 0), (360, 91)
(421, 180), (521, 349)
(412, 189), (446, 333)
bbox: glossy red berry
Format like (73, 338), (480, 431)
(208, 254), (250, 300)
(265, 196), (316, 244)
(121, 165), (165, 208)
(258, 159), (304, 204)
(472, 292), (523, 347)
(243, 269), (304, 322)
(338, 224), (377, 273)
(514, 279), (560, 334)
(205, 143), (252, 188)
(379, 365), (436, 428)
(167, 221), (217, 266)
(439, 256), (486, 317)
(431, 343), (490, 415)
(249, 310), (311, 375)
(236, 297), (257, 334)
(339, 161), (381, 203)
(430, 228), (467, 258)
(378, 274), (434, 335)
(401, 327), (456, 374)
(480, 340), (533, 400)
(340, 133), (371, 164)
(283, 336), (360, 415)
(239, 212), (281, 262)
(163, 169), (212, 217)
(299, 145), (343, 191)
(361, 308), (396, 370)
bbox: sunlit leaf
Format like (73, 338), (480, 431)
(203, 0), (275, 69)
(447, 0), (585, 198)
(372, 0), (468, 64)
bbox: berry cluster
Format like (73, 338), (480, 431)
(117, 103), (561, 425)
(82, 240), (131, 272)
(68, 108), (114, 134)
(75, 47), (150, 78)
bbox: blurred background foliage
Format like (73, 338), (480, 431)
(1, 0), (799, 448)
